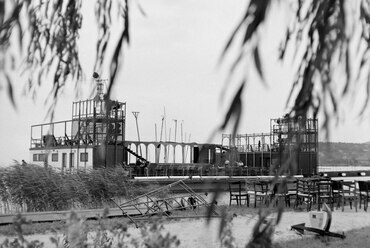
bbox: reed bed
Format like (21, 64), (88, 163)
(0, 164), (143, 213)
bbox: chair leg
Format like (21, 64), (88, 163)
(308, 198), (312, 212)
(336, 196), (340, 210)
(342, 197), (345, 212)
(294, 197), (299, 209)
(359, 196), (362, 209)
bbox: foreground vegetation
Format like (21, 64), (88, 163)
(0, 164), (150, 213)
(0, 210), (181, 248)
(275, 227), (370, 248)
(0, 207), (369, 248)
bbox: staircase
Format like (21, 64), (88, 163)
(124, 146), (149, 163)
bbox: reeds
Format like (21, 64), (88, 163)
(0, 164), (139, 212)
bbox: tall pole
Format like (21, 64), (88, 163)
(164, 107), (167, 141)
(173, 119), (177, 142)
(155, 123), (157, 142)
(181, 120), (183, 143)
(160, 116), (164, 142)
(160, 115), (165, 162)
(173, 119), (177, 163)
(132, 112), (142, 157)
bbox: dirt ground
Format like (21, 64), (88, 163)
(1, 193), (370, 247)
(1, 205), (369, 247)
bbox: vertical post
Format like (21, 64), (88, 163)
(155, 143), (159, 164)
(41, 125), (43, 147)
(104, 100), (108, 168)
(132, 112), (142, 157)
(114, 102), (118, 166)
(253, 135), (256, 167)
(145, 145), (148, 160)
(181, 120), (184, 143)
(155, 123), (157, 142)
(173, 119), (177, 142)
(182, 145), (185, 164)
(261, 134), (264, 169)
(30, 126), (33, 149)
(167, 128), (171, 163)
(173, 119), (177, 163)
(159, 116), (164, 162)
(77, 101), (81, 170)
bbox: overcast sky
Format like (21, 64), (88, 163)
(0, 0), (369, 166)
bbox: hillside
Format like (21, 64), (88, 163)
(319, 142), (370, 165)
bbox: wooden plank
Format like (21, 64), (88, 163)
(0, 208), (124, 225)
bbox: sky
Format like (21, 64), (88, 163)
(1, 0), (370, 166)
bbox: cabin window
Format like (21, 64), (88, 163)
(52, 153), (58, 162)
(38, 154), (46, 162)
(80, 152), (88, 162)
(33, 154), (38, 161)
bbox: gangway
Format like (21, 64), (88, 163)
(111, 178), (219, 227)
(124, 146), (149, 164)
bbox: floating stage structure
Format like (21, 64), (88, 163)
(221, 116), (318, 176)
(29, 76), (318, 176)
(29, 76), (220, 171)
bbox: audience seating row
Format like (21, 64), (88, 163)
(228, 178), (370, 212)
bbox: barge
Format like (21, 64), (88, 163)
(29, 75), (318, 176)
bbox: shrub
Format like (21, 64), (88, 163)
(0, 164), (138, 212)
(1, 210), (180, 248)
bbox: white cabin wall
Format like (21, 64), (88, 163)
(29, 148), (93, 170)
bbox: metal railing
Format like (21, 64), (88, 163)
(125, 164), (271, 178)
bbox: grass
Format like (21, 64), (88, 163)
(0, 210), (181, 248)
(0, 216), (131, 236)
(1, 205), (370, 247)
(0, 206), (223, 236)
(0, 164), (153, 213)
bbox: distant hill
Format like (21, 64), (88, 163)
(319, 142), (370, 165)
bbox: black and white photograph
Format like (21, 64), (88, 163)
(1, 0), (370, 247)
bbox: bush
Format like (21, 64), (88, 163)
(0, 164), (138, 212)
(1, 210), (180, 248)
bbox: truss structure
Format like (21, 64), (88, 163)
(111, 178), (219, 227)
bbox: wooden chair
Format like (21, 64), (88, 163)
(358, 180), (370, 211)
(317, 180), (334, 211)
(294, 179), (316, 211)
(331, 180), (342, 208)
(228, 181), (249, 206)
(271, 180), (290, 207)
(332, 180), (358, 212)
(253, 180), (271, 208)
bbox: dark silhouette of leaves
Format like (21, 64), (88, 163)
(108, 0), (130, 98)
(253, 46), (265, 84)
(94, 0), (113, 74)
(5, 73), (16, 109)
(220, 82), (244, 139)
